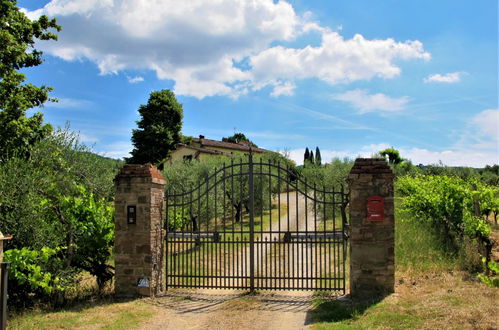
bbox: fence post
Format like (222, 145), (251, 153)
(0, 263), (8, 330)
(114, 164), (166, 297)
(0, 232), (11, 330)
(348, 158), (395, 298)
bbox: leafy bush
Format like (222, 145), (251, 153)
(59, 185), (115, 289)
(478, 259), (499, 288)
(397, 175), (496, 273)
(0, 128), (121, 305)
(4, 247), (70, 305)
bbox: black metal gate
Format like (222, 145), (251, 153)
(164, 152), (349, 293)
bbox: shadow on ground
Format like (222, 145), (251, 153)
(146, 290), (315, 314)
(306, 293), (387, 325)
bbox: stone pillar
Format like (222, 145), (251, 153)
(114, 164), (166, 297)
(348, 158), (395, 298)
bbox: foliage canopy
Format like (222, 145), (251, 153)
(129, 89), (183, 164)
(0, 0), (61, 160)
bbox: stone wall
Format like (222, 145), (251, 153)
(114, 164), (165, 296)
(348, 158), (395, 297)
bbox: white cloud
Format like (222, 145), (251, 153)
(332, 89), (409, 113)
(28, 0), (430, 99)
(127, 75), (144, 83)
(402, 148), (497, 167)
(423, 72), (464, 83)
(270, 81), (296, 97)
(95, 141), (133, 159)
(471, 109), (498, 142)
(250, 33), (430, 88)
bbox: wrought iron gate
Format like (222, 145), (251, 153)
(164, 152), (349, 293)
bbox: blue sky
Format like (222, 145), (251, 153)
(19, 0), (498, 166)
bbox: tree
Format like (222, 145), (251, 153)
(315, 146), (322, 166)
(0, 128), (122, 303)
(0, 0), (61, 161)
(129, 89), (183, 164)
(309, 150), (314, 165)
(304, 147), (310, 164)
(379, 147), (404, 165)
(224, 132), (258, 147)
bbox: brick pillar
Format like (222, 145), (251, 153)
(348, 158), (395, 297)
(114, 164), (165, 297)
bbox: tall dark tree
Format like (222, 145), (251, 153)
(315, 146), (322, 166)
(129, 89), (183, 164)
(0, 0), (61, 161)
(309, 150), (314, 165)
(304, 147), (310, 164)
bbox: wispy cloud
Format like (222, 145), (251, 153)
(270, 81), (296, 97)
(423, 72), (465, 83)
(95, 141), (133, 159)
(127, 75), (144, 83)
(332, 89), (409, 114)
(246, 131), (304, 140)
(43, 97), (91, 109)
(256, 97), (372, 130)
(455, 108), (499, 151)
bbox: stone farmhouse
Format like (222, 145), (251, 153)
(168, 135), (267, 162)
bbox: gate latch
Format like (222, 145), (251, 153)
(367, 196), (384, 222)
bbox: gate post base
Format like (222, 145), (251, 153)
(348, 158), (395, 299)
(114, 164), (166, 297)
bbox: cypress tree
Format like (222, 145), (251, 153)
(309, 150), (314, 165)
(304, 147), (310, 165)
(315, 146), (322, 166)
(129, 89), (183, 164)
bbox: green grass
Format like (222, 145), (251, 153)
(9, 300), (154, 330)
(309, 297), (423, 330)
(395, 202), (458, 273)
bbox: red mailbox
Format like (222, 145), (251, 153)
(367, 196), (384, 222)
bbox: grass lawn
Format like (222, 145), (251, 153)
(8, 299), (155, 330)
(310, 271), (497, 329)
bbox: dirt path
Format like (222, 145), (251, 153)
(141, 289), (315, 330)
(143, 192), (319, 329)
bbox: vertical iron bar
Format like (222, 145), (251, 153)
(197, 184), (201, 288)
(165, 190), (169, 289)
(248, 149), (255, 292)
(240, 159), (243, 234)
(189, 188), (193, 287)
(342, 187), (347, 294)
(222, 165), (226, 288)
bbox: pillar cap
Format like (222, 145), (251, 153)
(349, 158), (393, 175)
(115, 164), (166, 183)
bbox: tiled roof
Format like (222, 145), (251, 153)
(175, 143), (223, 154)
(192, 138), (267, 153)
